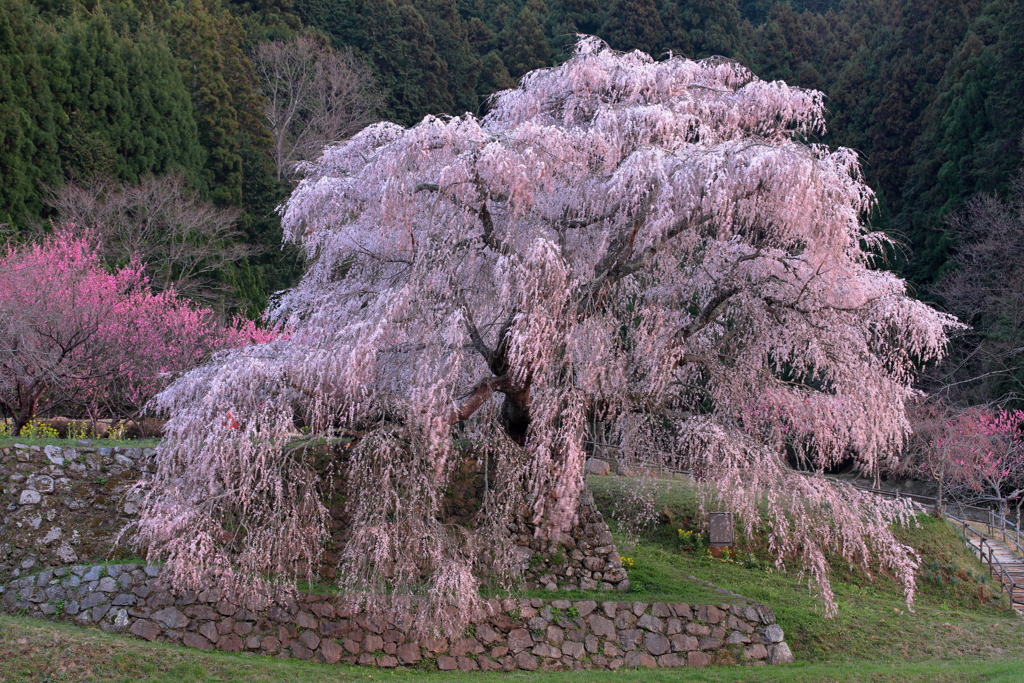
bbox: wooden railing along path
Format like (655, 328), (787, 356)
(945, 513), (1024, 615)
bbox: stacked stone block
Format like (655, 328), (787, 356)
(0, 564), (794, 669)
(519, 490), (630, 592)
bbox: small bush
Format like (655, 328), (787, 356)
(123, 418), (165, 439)
(677, 529), (707, 553)
(20, 420), (60, 439)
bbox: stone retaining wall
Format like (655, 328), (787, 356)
(1, 443), (151, 583)
(0, 562), (793, 670)
(1, 444), (628, 592)
(1, 442), (795, 670)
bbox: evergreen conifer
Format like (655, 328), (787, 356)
(502, 7), (550, 77)
(601, 0), (665, 55)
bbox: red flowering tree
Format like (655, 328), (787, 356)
(0, 230), (270, 434)
(77, 291), (275, 424)
(138, 38), (959, 633)
(933, 407), (1024, 519)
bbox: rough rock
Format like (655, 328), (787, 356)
(218, 634), (243, 652)
(768, 642), (795, 665)
(688, 651), (712, 667)
(637, 614), (664, 633)
(507, 628), (532, 652)
(561, 640), (585, 659)
(657, 653), (687, 667)
(644, 633), (670, 656)
(396, 643), (421, 664)
(624, 651), (657, 668)
(515, 652), (539, 671)
(129, 619), (161, 641)
(183, 632), (214, 650)
(451, 637), (484, 656)
(744, 644), (768, 660)
(152, 607), (189, 630)
(19, 490), (41, 505)
(589, 614), (616, 638)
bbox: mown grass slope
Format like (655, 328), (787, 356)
(3, 614), (1024, 682)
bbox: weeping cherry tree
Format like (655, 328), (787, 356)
(136, 37), (960, 635)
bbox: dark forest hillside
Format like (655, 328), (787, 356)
(2, 0), (1022, 305)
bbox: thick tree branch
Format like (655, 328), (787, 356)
(417, 180), (514, 257)
(488, 312), (516, 376)
(616, 213), (714, 280)
(447, 374), (517, 424)
(574, 211), (714, 313)
(458, 290), (494, 366)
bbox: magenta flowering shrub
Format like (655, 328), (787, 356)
(137, 37), (960, 635)
(0, 229), (270, 433)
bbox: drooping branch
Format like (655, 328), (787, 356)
(575, 210), (714, 314)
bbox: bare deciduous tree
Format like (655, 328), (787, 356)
(895, 398), (966, 517)
(48, 174), (255, 310)
(929, 163), (1024, 407)
(252, 35), (382, 182)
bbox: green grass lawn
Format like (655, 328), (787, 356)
(582, 475), (1024, 664)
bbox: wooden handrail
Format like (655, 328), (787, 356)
(947, 513), (1021, 606)
(989, 512), (1024, 551)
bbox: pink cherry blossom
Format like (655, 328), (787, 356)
(136, 38), (960, 633)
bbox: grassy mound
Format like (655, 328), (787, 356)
(581, 475), (1023, 664)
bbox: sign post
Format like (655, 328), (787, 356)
(709, 512), (735, 557)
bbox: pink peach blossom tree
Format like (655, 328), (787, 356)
(932, 407), (1024, 519)
(137, 38), (960, 633)
(0, 230), (269, 433)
